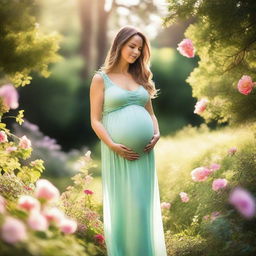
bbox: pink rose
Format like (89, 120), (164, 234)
(212, 179), (228, 191)
(0, 195), (6, 214)
(60, 218), (77, 234)
(228, 147), (237, 155)
(209, 163), (221, 172)
(6, 146), (17, 152)
(28, 210), (48, 231)
(0, 131), (8, 143)
(94, 234), (105, 244)
(161, 202), (171, 209)
(194, 98), (208, 114)
(179, 192), (189, 202)
(229, 187), (256, 219)
(0, 84), (19, 110)
(1, 217), (27, 244)
(35, 179), (60, 202)
(191, 166), (212, 182)
(237, 75), (256, 95)
(18, 135), (31, 149)
(18, 195), (40, 212)
(43, 207), (65, 226)
(177, 38), (195, 58)
(84, 189), (94, 195)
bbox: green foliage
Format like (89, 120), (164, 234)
(17, 159), (45, 184)
(163, 0), (256, 125)
(0, 235), (88, 256)
(151, 47), (201, 134)
(12, 119), (85, 179)
(0, 173), (32, 201)
(60, 155), (106, 256)
(165, 231), (208, 256)
(0, 0), (61, 86)
(157, 123), (256, 255)
(16, 110), (25, 125)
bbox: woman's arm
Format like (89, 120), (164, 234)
(90, 74), (116, 148)
(144, 98), (160, 137)
(143, 97), (160, 152)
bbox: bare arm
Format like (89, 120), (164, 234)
(89, 73), (115, 148)
(144, 98), (160, 137)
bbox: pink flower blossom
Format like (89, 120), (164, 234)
(27, 210), (48, 231)
(0, 195), (6, 214)
(0, 131), (8, 143)
(203, 212), (221, 221)
(18, 195), (40, 212)
(35, 179), (60, 202)
(23, 185), (33, 191)
(191, 166), (212, 182)
(212, 179), (228, 191)
(43, 207), (65, 226)
(209, 163), (221, 172)
(0, 84), (19, 110)
(60, 218), (77, 234)
(203, 215), (210, 221)
(85, 210), (99, 221)
(179, 192), (189, 202)
(228, 147), (237, 155)
(229, 187), (256, 219)
(177, 38), (195, 58)
(161, 202), (171, 209)
(1, 217), (27, 244)
(94, 234), (105, 244)
(194, 98), (208, 114)
(84, 189), (94, 195)
(210, 211), (221, 221)
(18, 135), (31, 149)
(237, 75), (256, 95)
(6, 146), (17, 152)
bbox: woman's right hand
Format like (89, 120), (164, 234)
(110, 143), (140, 161)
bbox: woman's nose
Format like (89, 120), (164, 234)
(134, 49), (140, 55)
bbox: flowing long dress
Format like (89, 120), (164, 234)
(97, 70), (167, 256)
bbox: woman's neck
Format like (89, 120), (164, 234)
(112, 59), (130, 74)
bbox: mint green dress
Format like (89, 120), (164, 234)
(97, 70), (167, 256)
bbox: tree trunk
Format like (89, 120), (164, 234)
(78, 0), (109, 78)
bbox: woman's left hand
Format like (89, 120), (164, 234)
(144, 133), (160, 152)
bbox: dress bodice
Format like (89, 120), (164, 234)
(96, 71), (150, 115)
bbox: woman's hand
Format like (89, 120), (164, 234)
(110, 143), (140, 161)
(144, 133), (160, 153)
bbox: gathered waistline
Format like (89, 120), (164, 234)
(102, 104), (145, 116)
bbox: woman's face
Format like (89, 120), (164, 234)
(120, 35), (143, 64)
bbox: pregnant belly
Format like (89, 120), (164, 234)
(103, 105), (154, 154)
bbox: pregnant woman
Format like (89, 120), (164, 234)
(90, 25), (167, 256)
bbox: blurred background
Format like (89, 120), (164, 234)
(2, 1), (256, 254)
(17, 0), (203, 152)
(5, 0), (208, 191)
(0, 0), (214, 195)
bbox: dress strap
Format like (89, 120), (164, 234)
(96, 70), (112, 90)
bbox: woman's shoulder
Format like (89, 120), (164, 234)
(90, 70), (105, 89)
(92, 70), (104, 82)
